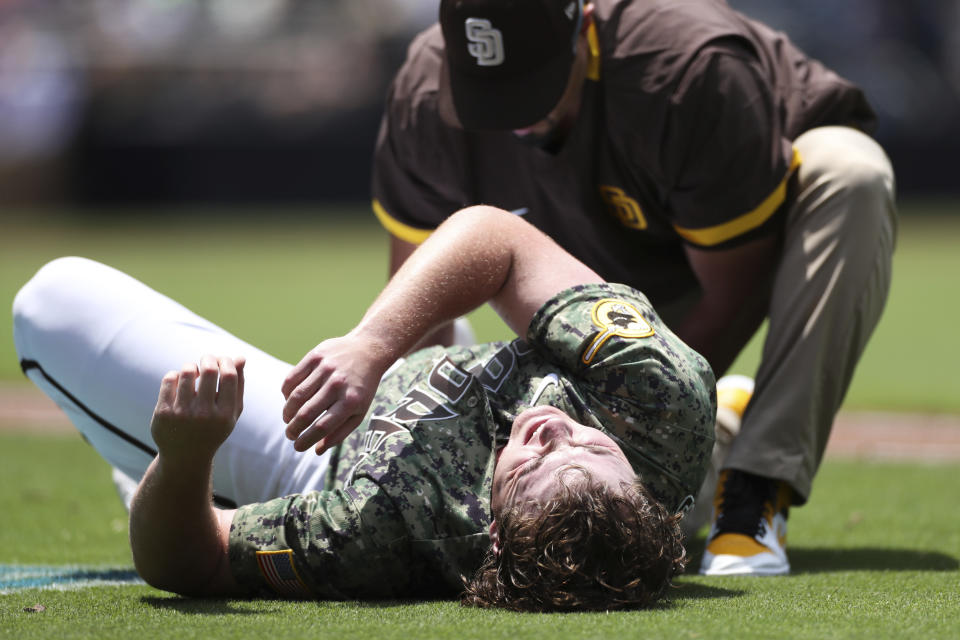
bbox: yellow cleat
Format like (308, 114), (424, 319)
(700, 469), (792, 576)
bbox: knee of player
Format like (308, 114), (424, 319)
(13, 257), (97, 347)
(13, 258), (68, 327)
(14, 257), (87, 318)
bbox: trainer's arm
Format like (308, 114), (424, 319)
(674, 235), (779, 375)
(129, 356), (245, 597)
(283, 205), (604, 453)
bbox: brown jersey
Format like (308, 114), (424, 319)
(372, 0), (875, 306)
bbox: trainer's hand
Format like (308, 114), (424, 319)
(150, 355), (246, 463)
(282, 334), (391, 455)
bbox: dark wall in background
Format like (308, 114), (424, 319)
(1, 1), (957, 207)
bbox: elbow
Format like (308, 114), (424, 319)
(130, 527), (236, 597)
(133, 565), (182, 596)
(133, 560), (220, 598)
(447, 205), (515, 229)
(131, 548), (196, 597)
(129, 528), (212, 597)
(443, 205), (529, 243)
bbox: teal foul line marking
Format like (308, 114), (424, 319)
(0, 565), (143, 593)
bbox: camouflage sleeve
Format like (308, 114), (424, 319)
(228, 480), (412, 600)
(526, 282), (716, 511)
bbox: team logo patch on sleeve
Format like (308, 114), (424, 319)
(256, 550), (312, 599)
(582, 299), (654, 364)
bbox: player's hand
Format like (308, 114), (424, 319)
(282, 334), (391, 455)
(150, 355), (246, 463)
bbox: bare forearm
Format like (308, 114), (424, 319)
(129, 455), (233, 596)
(680, 235), (779, 375)
(388, 237), (470, 352)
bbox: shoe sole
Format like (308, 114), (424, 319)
(700, 551), (790, 576)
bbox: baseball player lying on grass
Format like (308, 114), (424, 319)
(13, 207), (715, 611)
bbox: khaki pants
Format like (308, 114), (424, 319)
(725, 126), (897, 504)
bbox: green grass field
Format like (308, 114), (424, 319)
(1, 202), (959, 638)
(1, 431), (957, 639)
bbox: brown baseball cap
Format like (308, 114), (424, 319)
(438, 0), (584, 131)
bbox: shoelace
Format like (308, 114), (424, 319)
(713, 470), (781, 539)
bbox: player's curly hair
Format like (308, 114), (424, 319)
(461, 470), (685, 612)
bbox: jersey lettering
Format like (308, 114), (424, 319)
(388, 388), (458, 423)
(510, 338), (533, 357)
(346, 417), (408, 485)
(428, 356), (471, 403)
(361, 417), (407, 452)
(468, 343), (516, 393)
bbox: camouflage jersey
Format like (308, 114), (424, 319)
(229, 283), (715, 599)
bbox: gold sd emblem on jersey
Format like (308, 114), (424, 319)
(582, 299), (654, 364)
(599, 185), (647, 230)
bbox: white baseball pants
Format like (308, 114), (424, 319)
(12, 257), (333, 508)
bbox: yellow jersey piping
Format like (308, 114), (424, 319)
(586, 23), (601, 81)
(372, 199), (434, 245)
(673, 147), (802, 247)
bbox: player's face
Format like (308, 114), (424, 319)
(491, 406), (635, 515)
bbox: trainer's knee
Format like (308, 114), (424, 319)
(795, 126), (897, 214)
(798, 132), (897, 246)
(835, 158), (896, 216)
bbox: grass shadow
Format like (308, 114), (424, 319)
(686, 540), (957, 574)
(789, 547), (958, 573)
(141, 595), (285, 615)
(669, 581), (745, 601)
(137, 547), (953, 615)
(331, 583), (746, 612)
(349, 599), (449, 608)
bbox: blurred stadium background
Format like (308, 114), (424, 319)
(0, 0), (958, 208)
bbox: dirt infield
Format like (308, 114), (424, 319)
(2, 383), (960, 461)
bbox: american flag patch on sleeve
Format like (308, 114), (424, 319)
(255, 550), (312, 599)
